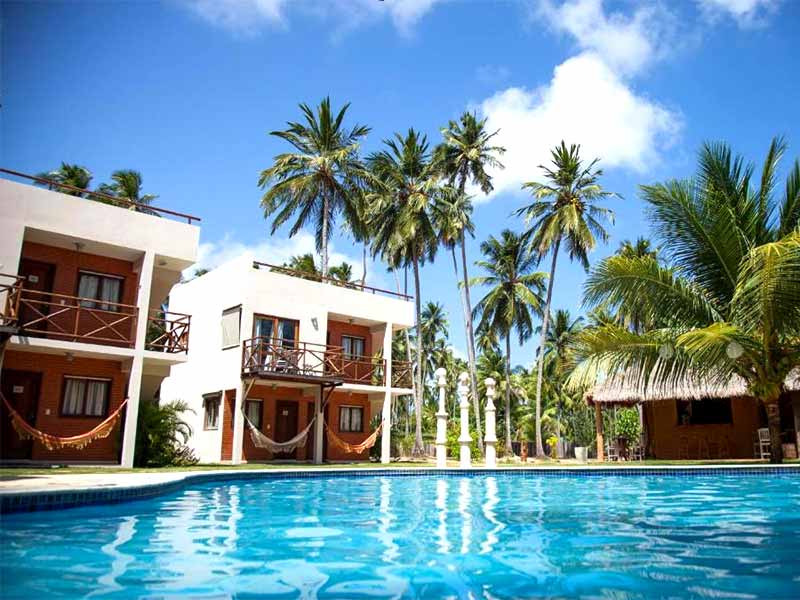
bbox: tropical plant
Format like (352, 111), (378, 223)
(36, 162), (93, 196)
(134, 400), (197, 467)
(367, 129), (443, 455)
(283, 253), (321, 279)
(259, 97), (370, 278)
(614, 407), (642, 442)
(472, 230), (547, 454)
(96, 169), (159, 214)
(436, 112), (505, 450)
(420, 301), (449, 393)
(575, 136), (800, 462)
(516, 141), (617, 456)
(328, 262), (353, 283)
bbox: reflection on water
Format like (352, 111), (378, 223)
(2, 474), (800, 599)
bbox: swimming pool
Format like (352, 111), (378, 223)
(2, 471), (799, 598)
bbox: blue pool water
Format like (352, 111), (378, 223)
(1, 473), (800, 598)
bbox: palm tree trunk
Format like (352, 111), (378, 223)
(412, 252), (425, 456)
(361, 244), (367, 286)
(764, 397), (784, 464)
(535, 238), (560, 457)
(321, 190), (330, 278)
(393, 269), (417, 406)
(459, 233), (484, 453)
(505, 332), (513, 455)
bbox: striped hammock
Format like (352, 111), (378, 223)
(244, 415), (315, 454)
(325, 420), (383, 455)
(1, 392), (127, 451)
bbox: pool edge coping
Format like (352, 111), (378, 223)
(2, 464), (799, 514)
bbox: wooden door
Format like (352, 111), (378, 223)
(18, 259), (55, 332)
(1, 370), (41, 459)
(274, 400), (299, 459)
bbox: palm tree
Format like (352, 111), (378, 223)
(284, 253), (320, 278)
(420, 301), (449, 392)
(328, 262), (353, 283)
(259, 97), (370, 278)
(516, 141), (617, 456)
(618, 236), (657, 260)
(96, 170), (159, 214)
(436, 112), (505, 450)
(472, 230), (547, 454)
(36, 163), (92, 196)
(576, 136), (800, 463)
(367, 129), (442, 455)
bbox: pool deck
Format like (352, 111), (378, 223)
(2, 462), (798, 495)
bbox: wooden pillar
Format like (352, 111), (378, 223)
(594, 402), (605, 462)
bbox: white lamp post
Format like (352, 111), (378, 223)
(484, 377), (497, 468)
(457, 371), (471, 468)
(434, 367), (448, 469)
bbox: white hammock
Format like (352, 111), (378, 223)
(245, 415), (315, 454)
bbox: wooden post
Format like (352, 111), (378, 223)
(594, 402), (605, 462)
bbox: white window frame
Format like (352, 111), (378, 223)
(203, 393), (221, 430)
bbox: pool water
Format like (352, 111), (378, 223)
(2, 473), (800, 598)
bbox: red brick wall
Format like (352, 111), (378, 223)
(220, 389), (236, 461)
(19, 242), (139, 346)
(327, 320), (373, 355)
(2, 350), (126, 462)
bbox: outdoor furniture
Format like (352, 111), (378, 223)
(605, 441), (619, 461)
(678, 435), (693, 460)
(629, 442), (644, 461)
(753, 428), (771, 459)
(697, 438), (711, 459)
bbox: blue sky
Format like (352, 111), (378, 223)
(3, 0), (799, 366)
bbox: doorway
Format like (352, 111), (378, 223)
(274, 400), (299, 459)
(1, 370), (41, 459)
(18, 259), (55, 332)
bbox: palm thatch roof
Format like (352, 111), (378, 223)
(585, 368), (800, 405)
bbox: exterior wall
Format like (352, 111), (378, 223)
(644, 397), (760, 459)
(220, 389), (236, 461)
(1, 350), (126, 462)
(326, 391), (372, 461)
(241, 386), (313, 462)
(327, 320), (373, 355)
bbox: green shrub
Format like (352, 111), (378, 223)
(614, 407), (642, 441)
(546, 435), (558, 459)
(135, 400), (198, 467)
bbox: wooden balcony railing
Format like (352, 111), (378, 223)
(391, 360), (413, 388)
(2, 279), (190, 353)
(0, 273), (24, 328)
(242, 337), (413, 387)
(146, 310), (191, 354)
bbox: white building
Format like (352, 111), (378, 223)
(0, 172), (199, 466)
(160, 255), (415, 464)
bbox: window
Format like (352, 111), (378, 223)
(677, 398), (732, 426)
(342, 335), (365, 359)
(221, 306), (241, 349)
(203, 393), (221, 429)
(245, 399), (263, 428)
(61, 377), (110, 417)
(253, 315), (297, 347)
(78, 271), (122, 311)
(339, 405), (364, 433)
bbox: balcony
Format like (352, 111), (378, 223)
(0, 274), (190, 353)
(241, 337), (413, 387)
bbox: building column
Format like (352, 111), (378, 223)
(381, 321), (393, 464)
(594, 402), (605, 462)
(231, 381), (246, 464)
(434, 367), (448, 468)
(484, 378), (497, 468)
(120, 250), (155, 468)
(314, 386), (324, 464)
(457, 372), (471, 468)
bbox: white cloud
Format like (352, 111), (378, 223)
(181, 0), (442, 37)
(697, 0), (780, 26)
(475, 64), (511, 85)
(474, 51), (681, 201)
(535, 0), (678, 77)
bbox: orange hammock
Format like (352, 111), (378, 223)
(325, 420), (383, 455)
(1, 392), (127, 451)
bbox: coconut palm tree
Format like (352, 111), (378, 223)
(36, 163), (92, 196)
(367, 129), (442, 455)
(516, 141), (618, 456)
(618, 237), (657, 260)
(436, 112), (505, 449)
(472, 230), (547, 454)
(575, 136), (800, 463)
(96, 170), (159, 214)
(259, 97), (370, 278)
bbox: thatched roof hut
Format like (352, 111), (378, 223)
(585, 368), (800, 406)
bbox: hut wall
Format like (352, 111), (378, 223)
(644, 397), (760, 459)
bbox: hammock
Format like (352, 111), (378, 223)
(325, 420), (383, 455)
(244, 415), (315, 454)
(1, 391), (127, 451)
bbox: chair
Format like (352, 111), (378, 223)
(630, 441), (644, 461)
(754, 428), (771, 459)
(605, 441), (619, 461)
